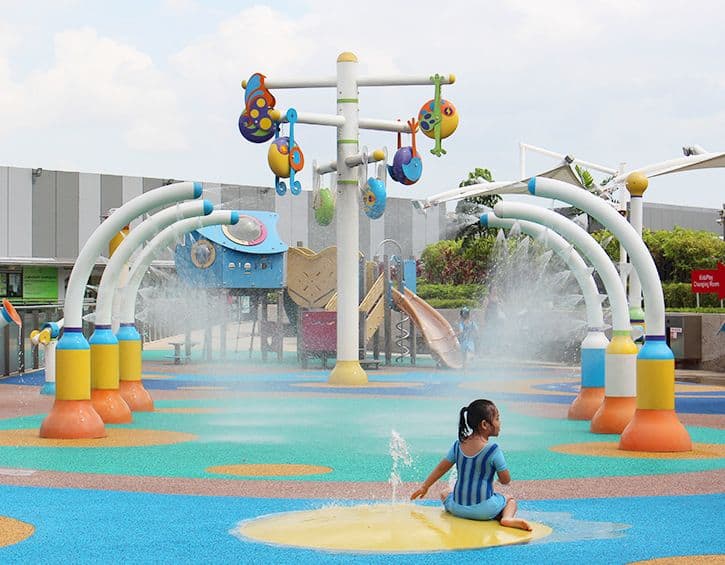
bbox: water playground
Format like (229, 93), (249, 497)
(0, 52), (723, 563)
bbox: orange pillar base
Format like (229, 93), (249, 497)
(119, 380), (154, 412)
(568, 387), (604, 421)
(91, 389), (133, 424)
(39, 399), (106, 439)
(619, 408), (692, 452)
(590, 396), (636, 434)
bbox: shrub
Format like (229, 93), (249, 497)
(663, 282), (723, 308)
(416, 282), (486, 309)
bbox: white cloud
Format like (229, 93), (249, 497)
(0, 27), (187, 151)
(1, 0), (724, 207)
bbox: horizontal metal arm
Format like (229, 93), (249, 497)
(244, 74), (455, 90)
(315, 149), (387, 174)
(271, 110), (413, 133)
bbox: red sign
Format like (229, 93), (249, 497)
(690, 262), (725, 299)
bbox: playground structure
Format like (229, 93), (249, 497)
(282, 245), (462, 370)
(238, 52), (458, 385)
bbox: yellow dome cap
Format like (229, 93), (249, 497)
(626, 172), (649, 196)
(337, 52), (358, 63)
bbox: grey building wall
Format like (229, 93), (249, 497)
(100, 175), (123, 218)
(78, 174), (101, 253)
(384, 199), (414, 258)
(56, 172), (80, 259)
(1, 167), (32, 257)
(31, 170), (57, 258)
(1, 166), (446, 264)
(643, 202), (721, 234)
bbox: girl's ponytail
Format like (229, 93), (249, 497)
(458, 406), (469, 441)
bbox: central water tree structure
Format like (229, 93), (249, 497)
(238, 52), (456, 385)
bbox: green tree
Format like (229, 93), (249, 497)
(590, 227), (725, 283)
(454, 167), (501, 244)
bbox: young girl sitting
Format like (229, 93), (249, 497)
(410, 399), (531, 531)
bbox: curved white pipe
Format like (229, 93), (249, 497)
(481, 215), (605, 329)
(118, 211), (239, 324)
(528, 177), (665, 336)
(493, 202), (630, 332)
(63, 181), (202, 328)
(94, 200), (213, 326)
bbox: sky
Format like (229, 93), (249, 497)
(1, 0), (724, 214)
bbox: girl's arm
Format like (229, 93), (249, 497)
(410, 458), (454, 499)
(496, 469), (511, 485)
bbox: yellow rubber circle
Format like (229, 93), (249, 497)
(237, 504), (551, 552)
(0, 428), (196, 448)
(551, 442), (725, 459)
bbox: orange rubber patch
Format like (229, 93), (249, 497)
(630, 556), (725, 564)
(207, 464), (332, 477)
(0, 516), (34, 547)
(551, 442), (725, 459)
(293, 381), (423, 389)
(0, 428), (196, 448)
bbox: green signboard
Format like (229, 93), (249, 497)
(23, 266), (58, 301)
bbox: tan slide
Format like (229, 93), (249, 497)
(391, 287), (463, 369)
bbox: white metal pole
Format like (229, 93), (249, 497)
(329, 52), (367, 385)
(628, 192), (645, 323)
(519, 143), (526, 180)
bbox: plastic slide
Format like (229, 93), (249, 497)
(391, 287), (463, 369)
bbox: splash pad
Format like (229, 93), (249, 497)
(236, 503), (551, 552)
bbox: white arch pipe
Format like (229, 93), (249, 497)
(527, 177), (691, 452)
(480, 213), (608, 420)
(114, 210), (239, 412)
(87, 199), (213, 422)
(493, 201), (638, 434)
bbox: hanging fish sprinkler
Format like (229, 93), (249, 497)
(239, 73), (304, 196)
(238, 73), (277, 143)
(417, 73), (459, 157)
(267, 108), (304, 196)
(312, 159), (335, 227)
(359, 146), (387, 220)
(388, 118), (422, 186)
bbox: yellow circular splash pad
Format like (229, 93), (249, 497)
(237, 504), (551, 552)
(0, 516), (34, 547)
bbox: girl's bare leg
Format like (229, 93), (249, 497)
(499, 498), (532, 531)
(439, 489), (451, 503)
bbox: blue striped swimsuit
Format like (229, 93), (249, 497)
(442, 440), (507, 520)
